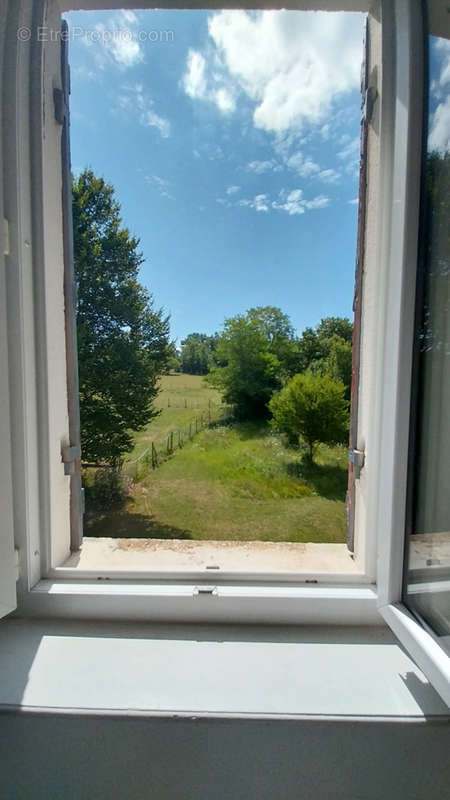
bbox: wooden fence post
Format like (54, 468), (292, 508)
(152, 442), (157, 469)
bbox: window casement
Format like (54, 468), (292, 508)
(0, 0), (449, 708)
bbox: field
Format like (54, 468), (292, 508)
(85, 374), (348, 543)
(124, 373), (223, 463)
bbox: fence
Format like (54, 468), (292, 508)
(125, 402), (233, 481)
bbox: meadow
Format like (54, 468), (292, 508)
(85, 375), (348, 543)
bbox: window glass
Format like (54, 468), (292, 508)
(404, 29), (450, 637)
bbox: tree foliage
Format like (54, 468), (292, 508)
(207, 314), (281, 418)
(295, 316), (353, 397)
(73, 169), (170, 465)
(269, 372), (349, 459)
(180, 333), (218, 375)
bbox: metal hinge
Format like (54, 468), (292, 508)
(61, 443), (81, 475)
(14, 548), (20, 581)
(362, 86), (377, 124)
(53, 87), (66, 125)
(349, 448), (365, 479)
(3, 218), (10, 256)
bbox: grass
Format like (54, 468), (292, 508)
(85, 377), (348, 544)
(124, 373), (223, 463)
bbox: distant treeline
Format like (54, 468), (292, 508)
(178, 308), (353, 399)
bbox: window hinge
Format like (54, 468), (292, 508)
(193, 586), (218, 596)
(349, 448), (365, 479)
(61, 443), (81, 475)
(53, 87), (66, 125)
(3, 218), (10, 256)
(362, 86), (377, 124)
(14, 548), (20, 581)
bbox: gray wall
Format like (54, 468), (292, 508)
(1, 711), (449, 800)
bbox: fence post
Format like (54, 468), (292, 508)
(185, 398), (187, 408)
(152, 442), (157, 469)
(178, 430), (181, 449)
(170, 431), (174, 453)
(189, 421), (192, 439)
(195, 417), (198, 433)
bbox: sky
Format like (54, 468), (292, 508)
(65, 9), (366, 343)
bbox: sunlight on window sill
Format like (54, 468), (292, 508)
(57, 538), (360, 575)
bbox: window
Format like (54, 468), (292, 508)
(403, 25), (450, 646)
(0, 0), (449, 708)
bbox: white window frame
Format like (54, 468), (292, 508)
(1, 0), (449, 705)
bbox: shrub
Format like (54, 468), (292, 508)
(269, 372), (349, 461)
(84, 467), (131, 512)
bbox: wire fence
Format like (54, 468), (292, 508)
(124, 401), (233, 481)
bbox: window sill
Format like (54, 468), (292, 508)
(18, 579), (380, 625)
(0, 619), (447, 719)
(52, 538), (364, 583)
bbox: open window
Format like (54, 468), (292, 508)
(0, 0), (448, 707)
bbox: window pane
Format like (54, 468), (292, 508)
(404, 31), (450, 637)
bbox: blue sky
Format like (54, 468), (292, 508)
(66, 9), (365, 343)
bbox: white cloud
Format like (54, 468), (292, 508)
(429, 94), (450, 154)
(121, 10), (138, 25)
(182, 48), (235, 114)
(272, 189), (305, 215)
(436, 38), (450, 88)
(286, 151), (320, 177)
(318, 168), (341, 183)
(117, 84), (170, 138)
(145, 174), (173, 199)
(183, 50), (208, 99)
(304, 195), (330, 209)
(226, 185), (241, 194)
(84, 12), (143, 70)
(428, 40), (450, 153)
(348, 197), (359, 205)
(214, 87), (236, 113)
(337, 136), (360, 161)
(238, 194), (269, 212)
(272, 188), (330, 215)
(247, 159), (281, 174)
(203, 10), (364, 133)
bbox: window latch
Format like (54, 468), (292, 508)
(349, 448), (365, 479)
(193, 586), (218, 596)
(61, 444), (81, 476)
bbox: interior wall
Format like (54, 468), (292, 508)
(1, 712), (448, 800)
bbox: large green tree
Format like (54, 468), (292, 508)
(207, 314), (281, 418)
(269, 372), (349, 460)
(295, 316), (353, 397)
(73, 169), (170, 465)
(180, 333), (218, 375)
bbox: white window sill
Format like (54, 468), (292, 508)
(18, 581), (380, 625)
(0, 619), (448, 719)
(52, 538), (363, 583)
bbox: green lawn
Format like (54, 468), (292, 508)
(124, 373), (223, 463)
(85, 376), (348, 543)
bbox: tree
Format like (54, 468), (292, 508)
(316, 316), (353, 344)
(166, 342), (181, 373)
(180, 333), (217, 375)
(269, 372), (349, 460)
(247, 306), (299, 377)
(207, 315), (281, 419)
(73, 169), (170, 465)
(294, 317), (353, 397)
